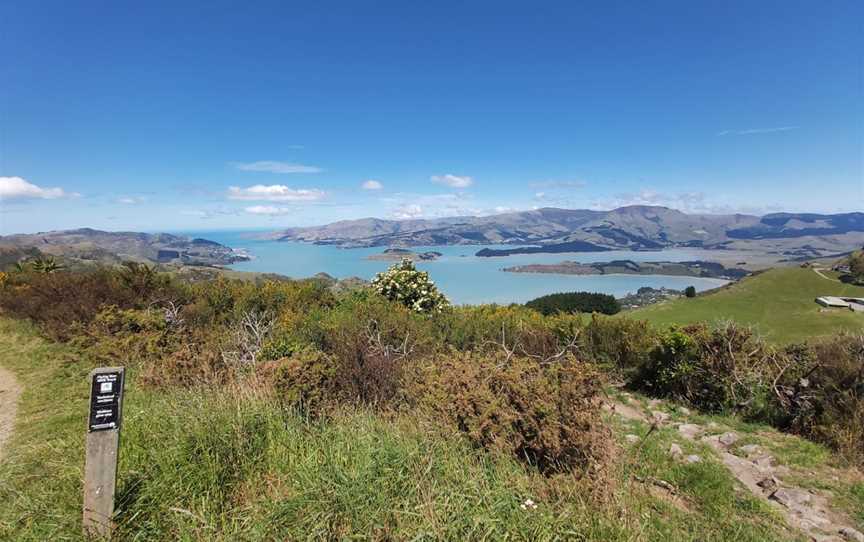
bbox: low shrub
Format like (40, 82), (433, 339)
(316, 291), (439, 405)
(581, 314), (656, 378)
(635, 323), (773, 413)
(0, 266), (184, 340)
(526, 291), (620, 316)
(139, 332), (229, 388)
(272, 349), (338, 416)
(773, 334), (864, 465)
(440, 304), (583, 360)
(410, 350), (611, 476)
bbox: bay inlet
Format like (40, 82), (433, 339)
(193, 230), (729, 305)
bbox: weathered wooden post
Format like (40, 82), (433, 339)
(83, 367), (125, 539)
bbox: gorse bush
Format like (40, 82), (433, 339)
(635, 323), (773, 413)
(526, 291), (620, 316)
(371, 258), (449, 313)
(773, 334), (864, 465)
(409, 350), (611, 476)
(273, 348), (339, 416)
(0, 267), (184, 340)
(581, 314), (655, 378)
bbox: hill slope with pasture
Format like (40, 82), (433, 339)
(628, 267), (864, 343)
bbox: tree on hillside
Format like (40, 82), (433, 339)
(525, 291), (620, 315)
(684, 286), (697, 298)
(849, 251), (864, 284)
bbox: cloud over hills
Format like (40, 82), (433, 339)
(0, 176), (78, 201)
(228, 184), (326, 202)
(431, 174), (473, 188)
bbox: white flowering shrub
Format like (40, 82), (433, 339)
(371, 258), (450, 314)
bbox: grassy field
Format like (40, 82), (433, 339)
(627, 267), (864, 344)
(0, 316), (820, 541)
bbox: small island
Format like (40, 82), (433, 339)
(366, 248), (443, 262)
(475, 241), (612, 257)
(503, 260), (749, 280)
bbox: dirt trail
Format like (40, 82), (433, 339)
(609, 395), (864, 542)
(813, 268), (840, 283)
(0, 366), (22, 460)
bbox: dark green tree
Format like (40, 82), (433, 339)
(526, 291), (620, 315)
(849, 251), (864, 284)
(684, 286), (697, 298)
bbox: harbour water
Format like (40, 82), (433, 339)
(192, 230), (729, 305)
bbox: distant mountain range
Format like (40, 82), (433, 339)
(0, 228), (248, 267)
(270, 206), (864, 257)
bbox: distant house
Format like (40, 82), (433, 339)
(816, 296), (864, 312)
(832, 264), (851, 274)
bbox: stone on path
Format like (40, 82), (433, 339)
(685, 454), (701, 464)
(669, 443), (683, 458)
(757, 476), (779, 494)
(770, 487), (811, 509)
(739, 444), (760, 455)
(752, 454), (775, 470)
(678, 423), (703, 439)
(839, 527), (864, 542)
(718, 432), (739, 446)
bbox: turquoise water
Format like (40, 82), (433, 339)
(191, 230), (728, 305)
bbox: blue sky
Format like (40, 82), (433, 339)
(2, 0), (862, 234)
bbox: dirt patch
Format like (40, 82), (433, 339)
(647, 482), (692, 514)
(0, 366), (22, 459)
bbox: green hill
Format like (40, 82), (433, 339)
(628, 267), (864, 344)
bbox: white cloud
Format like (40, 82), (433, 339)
(528, 180), (586, 189)
(717, 126), (798, 136)
(228, 184), (326, 202)
(361, 179), (383, 190)
(534, 192), (546, 200)
(589, 189), (780, 215)
(431, 174), (473, 188)
(233, 161), (323, 174)
(244, 205), (292, 216)
(116, 196), (147, 205)
(181, 208), (241, 219)
(392, 204), (423, 219)
(0, 176), (78, 201)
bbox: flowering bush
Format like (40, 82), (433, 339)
(370, 258), (449, 314)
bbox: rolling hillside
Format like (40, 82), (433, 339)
(269, 206), (864, 256)
(629, 267), (864, 344)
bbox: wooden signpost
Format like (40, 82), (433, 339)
(83, 367), (125, 539)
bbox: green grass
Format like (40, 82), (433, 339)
(0, 317), (814, 540)
(627, 267), (864, 344)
